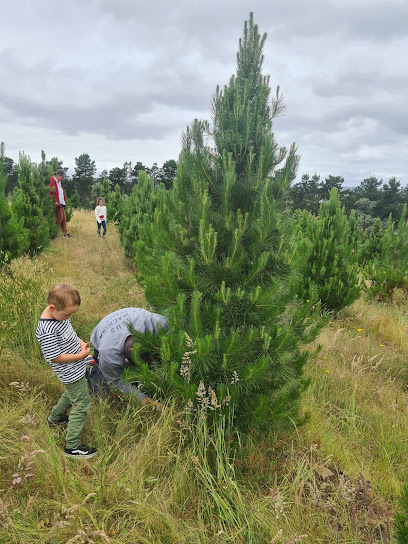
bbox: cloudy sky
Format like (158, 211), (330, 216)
(1, 0), (407, 186)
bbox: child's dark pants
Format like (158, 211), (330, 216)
(97, 221), (107, 236)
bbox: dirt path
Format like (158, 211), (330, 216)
(40, 209), (145, 336)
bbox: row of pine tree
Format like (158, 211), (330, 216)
(0, 147), (71, 264)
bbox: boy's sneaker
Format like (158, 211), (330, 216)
(64, 444), (97, 458)
(47, 415), (69, 428)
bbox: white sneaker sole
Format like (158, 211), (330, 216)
(64, 451), (97, 458)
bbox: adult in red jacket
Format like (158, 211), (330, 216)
(48, 169), (70, 237)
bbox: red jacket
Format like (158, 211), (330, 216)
(48, 176), (66, 207)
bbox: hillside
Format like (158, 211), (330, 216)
(1, 210), (408, 543)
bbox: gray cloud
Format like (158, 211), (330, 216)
(0, 47), (211, 140)
(0, 0), (406, 185)
(313, 70), (408, 99)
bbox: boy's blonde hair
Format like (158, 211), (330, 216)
(48, 283), (81, 309)
(97, 197), (105, 205)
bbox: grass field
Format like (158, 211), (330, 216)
(1, 210), (407, 543)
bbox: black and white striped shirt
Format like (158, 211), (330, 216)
(36, 318), (86, 384)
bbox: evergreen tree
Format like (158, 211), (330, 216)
(319, 175), (344, 200)
(3, 156), (18, 196)
(123, 161), (133, 194)
(364, 206), (408, 301)
(294, 188), (361, 313)
(351, 176), (383, 218)
(72, 153), (96, 206)
(119, 170), (158, 257)
(352, 197), (377, 230)
(126, 14), (323, 431)
(401, 184), (408, 209)
(159, 159), (178, 190)
(91, 169), (109, 200)
(100, 177), (111, 202)
(347, 208), (363, 262)
(65, 197), (74, 223)
(11, 153), (52, 255)
(210, 17), (298, 202)
(360, 217), (383, 265)
(107, 183), (123, 223)
(70, 190), (81, 209)
(74, 152), (96, 178)
(381, 176), (403, 220)
(130, 162), (147, 185)
(108, 166), (126, 191)
(90, 180), (102, 208)
(354, 175), (383, 202)
(290, 173), (321, 214)
(0, 145), (29, 264)
(146, 163), (161, 188)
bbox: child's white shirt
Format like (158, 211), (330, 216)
(95, 205), (107, 223)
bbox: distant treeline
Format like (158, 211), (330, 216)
(2, 150), (405, 227)
(291, 173), (406, 226)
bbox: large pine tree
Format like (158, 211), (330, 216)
(127, 14), (323, 431)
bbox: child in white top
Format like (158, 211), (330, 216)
(95, 197), (107, 237)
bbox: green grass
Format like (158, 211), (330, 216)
(0, 210), (406, 542)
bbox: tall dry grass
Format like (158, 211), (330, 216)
(0, 210), (407, 542)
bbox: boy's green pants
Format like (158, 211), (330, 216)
(49, 376), (91, 449)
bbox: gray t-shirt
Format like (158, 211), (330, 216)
(90, 308), (168, 401)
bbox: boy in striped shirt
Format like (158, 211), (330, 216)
(36, 283), (97, 458)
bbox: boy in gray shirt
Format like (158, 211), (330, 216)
(90, 308), (167, 407)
